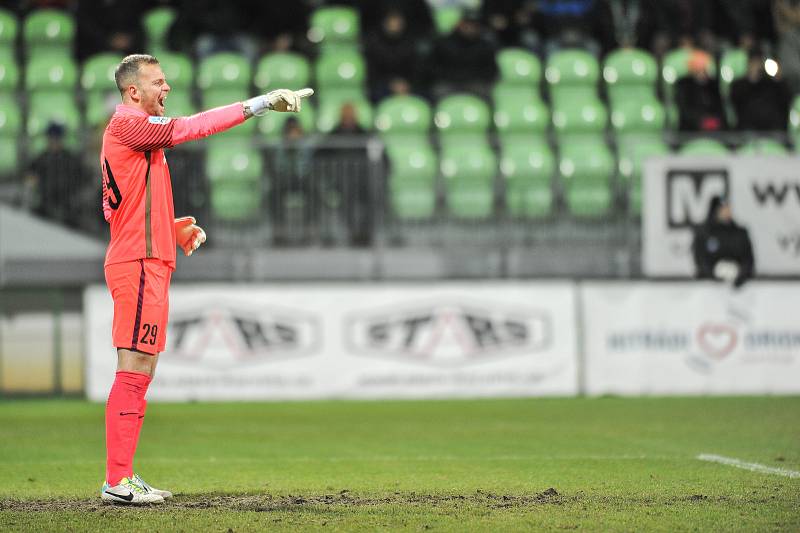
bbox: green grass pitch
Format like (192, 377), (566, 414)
(0, 397), (798, 531)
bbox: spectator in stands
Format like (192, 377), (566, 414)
(23, 123), (89, 229)
(730, 50), (792, 131)
(429, 9), (498, 97)
(774, 0), (800, 94)
(675, 50), (727, 132)
(314, 103), (373, 247)
(168, 0), (259, 59)
(336, 0), (435, 39)
(636, 0), (714, 57)
(532, 0), (616, 55)
(76, 0), (150, 60)
(692, 196), (755, 288)
(480, 0), (539, 49)
(365, 9), (422, 102)
(269, 117), (317, 246)
(714, 0), (776, 52)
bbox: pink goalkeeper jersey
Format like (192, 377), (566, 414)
(101, 103), (246, 269)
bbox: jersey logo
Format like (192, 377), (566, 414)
(148, 116), (171, 125)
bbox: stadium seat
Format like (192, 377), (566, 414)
(545, 49), (600, 107)
(254, 52), (311, 92)
(314, 51), (366, 91)
(559, 140), (614, 217)
(157, 52), (194, 89)
(0, 135), (16, 176)
(387, 142), (438, 219)
(0, 95), (21, 136)
(198, 53), (251, 91)
(0, 9), (17, 48)
(309, 6), (359, 50)
(603, 48), (658, 106)
(552, 98), (607, 141)
(737, 138), (788, 155)
(257, 101), (315, 140)
(202, 88), (256, 137)
(617, 137), (669, 214)
(25, 54), (77, 91)
(27, 94), (81, 154)
(440, 144), (497, 219)
(206, 141), (263, 222)
(679, 138), (728, 155)
(492, 83), (539, 106)
(434, 94), (491, 148)
(610, 99), (665, 134)
(434, 6), (462, 34)
(494, 97), (549, 140)
(790, 95), (800, 147)
(496, 48), (542, 86)
(375, 95), (432, 136)
(142, 6), (176, 53)
(316, 98), (372, 133)
(82, 53), (122, 126)
(0, 53), (18, 90)
(23, 9), (75, 58)
(500, 141), (555, 218)
(719, 48), (747, 96)
(163, 92), (196, 118)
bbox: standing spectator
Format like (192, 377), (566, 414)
(269, 117), (317, 246)
(315, 103), (373, 247)
(675, 50), (727, 132)
(23, 123), (89, 229)
(774, 0), (800, 94)
(430, 9), (498, 97)
(730, 50), (792, 131)
(692, 196), (755, 288)
(365, 9), (421, 102)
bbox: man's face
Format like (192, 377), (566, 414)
(135, 63), (171, 116)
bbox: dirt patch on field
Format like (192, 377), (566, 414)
(0, 488), (563, 513)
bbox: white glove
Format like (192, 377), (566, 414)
(244, 88), (314, 116)
(713, 260), (739, 284)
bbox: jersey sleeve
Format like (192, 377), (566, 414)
(107, 115), (177, 152)
(170, 103), (246, 146)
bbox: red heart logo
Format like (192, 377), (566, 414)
(696, 323), (738, 360)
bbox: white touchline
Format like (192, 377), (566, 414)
(697, 454), (800, 479)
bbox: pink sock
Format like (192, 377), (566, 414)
(105, 371), (151, 486)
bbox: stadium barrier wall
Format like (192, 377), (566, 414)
(78, 281), (800, 401)
(643, 155), (800, 277)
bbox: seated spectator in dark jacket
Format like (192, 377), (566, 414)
(365, 9), (421, 102)
(730, 51), (792, 131)
(430, 10), (498, 97)
(675, 50), (727, 132)
(23, 123), (89, 229)
(692, 196), (755, 288)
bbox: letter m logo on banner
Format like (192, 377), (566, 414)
(666, 169), (729, 229)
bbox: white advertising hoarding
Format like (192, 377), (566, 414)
(85, 283), (578, 401)
(643, 156), (800, 276)
(582, 282), (800, 395)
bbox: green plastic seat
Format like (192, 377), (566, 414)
(789, 95), (800, 147)
(603, 48), (658, 106)
(387, 142), (437, 219)
(737, 138), (788, 155)
(25, 55), (77, 91)
(309, 6), (359, 48)
(494, 98), (549, 137)
(0, 136), (17, 176)
(257, 101), (315, 140)
(317, 98), (372, 133)
(545, 49), (600, 107)
(496, 48), (542, 86)
(552, 98), (607, 139)
(198, 52), (251, 91)
(202, 88), (255, 136)
(142, 7), (176, 53)
(500, 141), (555, 217)
(157, 52), (194, 89)
(492, 82), (539, 106)
(375, 95), (432, 136)
(315, 51), (366, 90)
(679, 138), (729, 156)
(206, 142), (263, 221)
(559, 139), (614, 217)
(254, 52), (311, 91)
(85, 92), (117, 127)
(0, 54), (18, 90)
(434, 94), (491, 146)
(610, 99), (665, 133)
(27, 94), (80, 136)
(81, 53), (120, 91)
(164, 92), (196, 118)
(435, 7), (462, 34)
(0, 95), (21, 135)
(0, 9), (17, 47)
(24, 9), (74, 56)
(440, 144), (497, 219)
(617, 137), (669, 214)
(719, 48), (747, 95)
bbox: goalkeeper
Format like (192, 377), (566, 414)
(99, 54), (312, 504)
